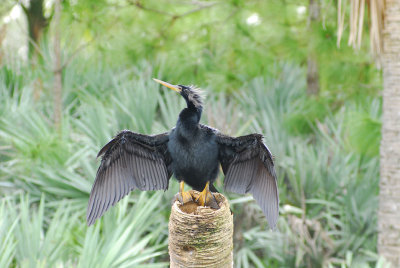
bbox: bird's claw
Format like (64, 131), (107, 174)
(176, 191), (194, 205)
(195, 189), (220, 209)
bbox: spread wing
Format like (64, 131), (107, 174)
(217, 133), (279, 229)
(86, 130), (172, 226)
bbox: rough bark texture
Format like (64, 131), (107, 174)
(306, 57), (320, 95)
(169, 191), (233, 268)
(53, 0), (62, 129)
(306, 0), (320, 96)
(22, 0), (48, 59)
(378, 0), (400, 265)
(0, 25), (6, 64)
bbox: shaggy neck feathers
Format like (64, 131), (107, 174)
(176, 85), (204, 137)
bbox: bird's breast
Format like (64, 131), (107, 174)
(167, 129), (219, 183)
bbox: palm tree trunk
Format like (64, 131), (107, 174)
(169, 191), (233, 267)
(53, 0), (62, 129)
(378, 0), (400, 265)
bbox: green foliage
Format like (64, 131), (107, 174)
(344, 99), (382, 157)
(0, 194), (168, 268)
(0, 58), (382, 267)
(229, 64), (380, 267)
(0, 0), (383, 267)
(76, 192), (168, 268)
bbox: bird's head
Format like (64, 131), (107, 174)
(153, 78), (204, 110)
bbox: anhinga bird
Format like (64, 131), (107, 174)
(87, 79), (279, 228)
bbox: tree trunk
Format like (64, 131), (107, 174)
(306, 57), (320, 95)
(306, 0), (320, 96)
(53, 0), (62, 129)
(378, 0), (400, 265)
(0, 25), (7, 64)
(169, 191), (233, 267)
(22, 0), (48, 60)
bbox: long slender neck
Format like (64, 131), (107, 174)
(175, 86), (204, 138)
(176, 105), (202, 138)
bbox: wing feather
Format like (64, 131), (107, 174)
(113, 160), (121, 206)
(217, 133), (279, 229)
(86, 130), (172, 226)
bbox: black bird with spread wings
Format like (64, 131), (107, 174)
(87, 79), (279, 228)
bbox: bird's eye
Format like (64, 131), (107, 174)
(178, 86), (187, 94)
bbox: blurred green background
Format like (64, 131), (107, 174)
(0, 0), (384, 267)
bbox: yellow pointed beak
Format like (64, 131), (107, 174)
(153, 78), (181, 93)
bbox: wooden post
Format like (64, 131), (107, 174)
(169, 190), (233, 268)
